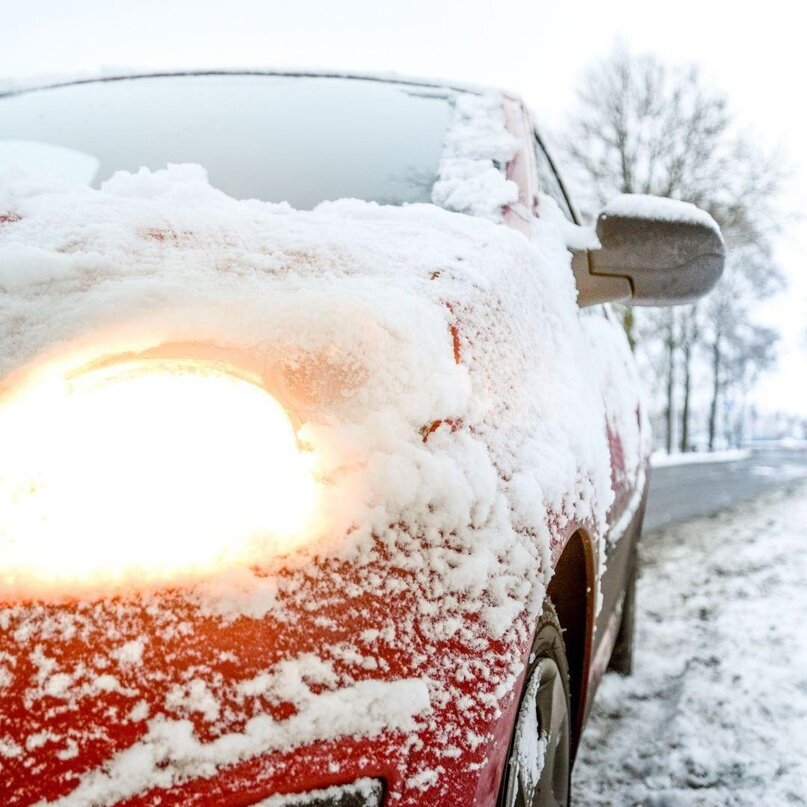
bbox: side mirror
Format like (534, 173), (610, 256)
(577, 194), (725, 307)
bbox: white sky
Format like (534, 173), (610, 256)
(2, 0), (804, 416)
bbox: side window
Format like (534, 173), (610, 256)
(533, 135), (577, 223)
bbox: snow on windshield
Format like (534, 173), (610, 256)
(0, 141), (100, 186)
(432, 92), (520, 220)
(0, 128), (622, 801)
(0, 76), (520, 219)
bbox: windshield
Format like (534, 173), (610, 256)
(0, 74), (455, 208)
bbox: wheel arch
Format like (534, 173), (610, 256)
(546, 528), (597, 759)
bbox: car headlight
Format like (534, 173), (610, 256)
(0, 354), (319, 594)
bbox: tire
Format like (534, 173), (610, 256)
(607, 548), (637, 676)
(498, 599), (572, 807)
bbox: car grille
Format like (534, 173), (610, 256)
(252, 778), (384, 807)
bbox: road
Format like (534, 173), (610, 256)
(572, 447), (807, 803)
(643, 445), (807, 532)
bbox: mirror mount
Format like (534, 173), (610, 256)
(572, 250), (632, 307)
(575, 194), (725, 308)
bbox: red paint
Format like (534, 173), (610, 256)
(0, 554), (541, 805)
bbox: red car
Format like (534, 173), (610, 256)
(0, 72), (723, 806)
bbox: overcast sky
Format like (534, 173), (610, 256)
(2, 0), (804, 416)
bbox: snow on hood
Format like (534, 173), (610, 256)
(0, 163), (612, 601)
(0, 163), (614, 802)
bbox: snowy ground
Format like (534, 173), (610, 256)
(650, 448), (750, 468)
(574, 481), (807, 805)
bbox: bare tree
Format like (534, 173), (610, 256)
(567, 46), (733, 212)
(678, 305), (700, 452)
(730, 325), (778, 445)
(661, 309), (677, 454)
(703, 238), (783, 448)
(565, 44), (786, 453)
(704, 255), (780, 448)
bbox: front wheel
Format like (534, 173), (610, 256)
(499, 600), (571, 807)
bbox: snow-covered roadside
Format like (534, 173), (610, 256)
(650, 448), (750, 468)
(574, 481), (807, 805)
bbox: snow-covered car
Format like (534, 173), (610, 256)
(0, 72), (724, 807)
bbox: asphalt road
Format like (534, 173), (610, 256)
(643, 445), (807, 532)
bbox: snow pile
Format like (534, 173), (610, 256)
(603, 193), (721, 232)
(0, 158), (620, 803)
(575, 481), (807, 805)
(651, 447), (750, 467)
(431, 93), (520, 221)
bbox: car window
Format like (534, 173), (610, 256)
(533, 134), (577, 223)
(0, 75), (454, 209)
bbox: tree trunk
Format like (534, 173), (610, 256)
(680, 341), (692, 453)
(708, 331), (721, 451)
(664, 312), (676, 454)
(735, 392), (747, 447)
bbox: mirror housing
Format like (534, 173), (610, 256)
(577, 194), (725, 307)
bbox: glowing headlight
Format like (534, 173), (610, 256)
(0, 358), (318, 594)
